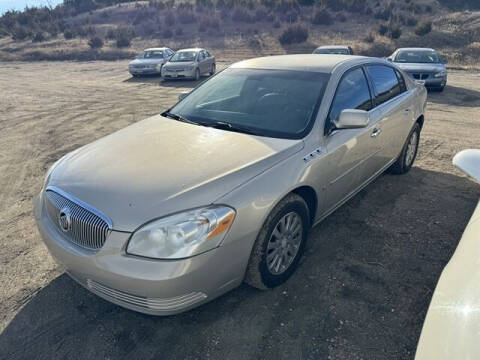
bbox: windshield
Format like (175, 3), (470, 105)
(394, 50), (440, 64)
(170, 51), (197, 62)
(138, 50), (164, 59)
(314, 48), (349, 55)
(168, 68), (330, 139)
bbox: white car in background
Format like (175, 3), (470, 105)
(415, 149), (480, 359)
(128, 47), (175, 77)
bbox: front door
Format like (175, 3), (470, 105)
(323, 66), (377, 211)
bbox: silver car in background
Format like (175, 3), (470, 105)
(313, 45), (354, 55)
(388, 48), (447, 91)
(162, 48), (216, 81)
(35, 55), (426, 315)
(128, 47), (175, 77)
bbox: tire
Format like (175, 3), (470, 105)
(245, 194), (310, 290)
(438, 86), (445, 92)
(210, 63), (216, 76)
(387, 123), (421, 175)
(194, 68), (200, 81)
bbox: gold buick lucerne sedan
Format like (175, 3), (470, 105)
(35, 55), (427, 315)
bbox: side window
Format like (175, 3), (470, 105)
(206, 51), (212, 57)
(199, 51), (205, 60)
(327, 67), (373, 132)
(366, 65), (401, 106)
(395, 69), (407, 93)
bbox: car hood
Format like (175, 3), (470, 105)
(129, 59), (162, 66)
(395, 62), (445, 73)
(48, 116), (303, 231)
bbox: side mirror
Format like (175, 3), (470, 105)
(178, 91), (190, 101)
(335, 109), (369, 129)
(453, 149), (480, 183)
(386, 58), (393, 62)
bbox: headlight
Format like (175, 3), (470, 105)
(126, 206), (235, 259)
(434, 70), (447, 78)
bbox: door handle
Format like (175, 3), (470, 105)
(371, 128), (382, 138)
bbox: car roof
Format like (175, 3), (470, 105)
(396, 47), (436, 52)
(316, 45), (350, 49)
(177, 48), (204, 52)
(144, 47), (169, 51)
(230, 54), (370, 73)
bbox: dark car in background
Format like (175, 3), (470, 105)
(388, 48), (447, 91)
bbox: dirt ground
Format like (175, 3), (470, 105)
(0, 60), (479, 360)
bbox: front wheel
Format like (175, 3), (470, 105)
(194, 68), (200, 81)
(245, 194), (310, 290)
(387, 123), (420, 175)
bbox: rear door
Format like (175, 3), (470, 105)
(364, 65), (414, 170)
(205, 50), (214, 71)
(198, 51), (208, 74)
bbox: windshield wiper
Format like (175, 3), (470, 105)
(162, 111), (198, 125)
(200, 121), (258, 135)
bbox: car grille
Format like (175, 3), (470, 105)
(45, 188), (111, 250)
(86, 279), (207, 312)
(411, 73), (430, 80)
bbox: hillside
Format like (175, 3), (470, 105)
(0, 0), (479, 65)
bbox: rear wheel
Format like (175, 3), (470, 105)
(245, 194), (310, 290)
(210, 63), (216, 76)
(387, 123), (420, 175)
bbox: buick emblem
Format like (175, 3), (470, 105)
(58, 207), (72, 232)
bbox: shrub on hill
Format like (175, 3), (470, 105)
(114, 27), (133, 48)
(279, 25), (308, 45)
(312, 8), (333, 25)
(415, 21), (432, 36)
(33, 31), (46, 42)
(88, 36), (104, 49)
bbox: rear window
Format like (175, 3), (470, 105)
(366, 65), (401, 106)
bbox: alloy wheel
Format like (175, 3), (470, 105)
(266, 212), (303, 275)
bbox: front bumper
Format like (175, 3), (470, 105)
(424, 77), (447, 88)
(162, 68), (196, 79)
(129, 67), (161, 75)
(406, 73), (447, 88)
(34, 194), (244, 315)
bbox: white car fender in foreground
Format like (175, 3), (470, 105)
(415, 149), (480, 359)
